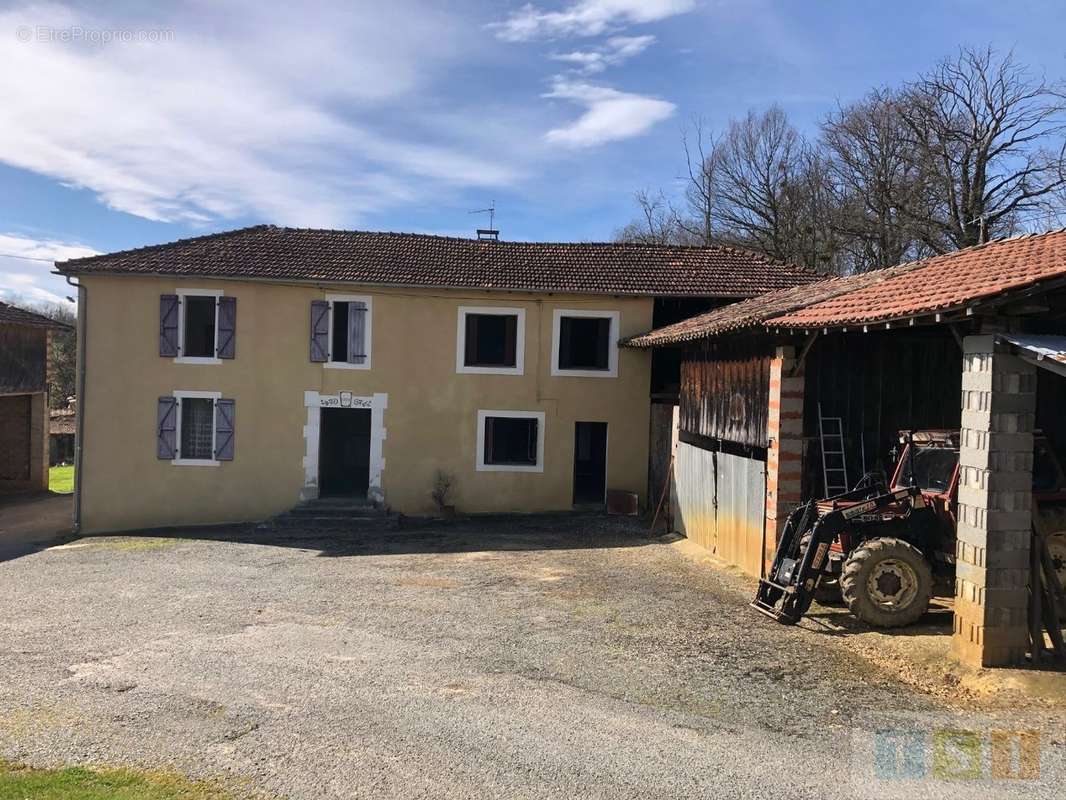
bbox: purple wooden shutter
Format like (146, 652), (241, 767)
(217, 296), (236, 359)
(348, 301), (367, 364)
(160, 295), (179, 357)
(157, 396), (177, 459)
(310, 300), (329, 362)
(214, 398), (235, 461)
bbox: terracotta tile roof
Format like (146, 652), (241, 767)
(50, 409), (75, 436)
(0, 300), (72, 330)
(627, 229), (1066, 347)
(626, 262), (924, 346)
(55, 225), (818, 299)
(773, 229), (1066, 328)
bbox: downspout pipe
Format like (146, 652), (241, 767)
(62, 273), (85, 534)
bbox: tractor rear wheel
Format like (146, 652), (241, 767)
(840, 538), (933, 628)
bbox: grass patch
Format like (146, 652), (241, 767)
(49, 465), (74, 494)
(0, 761), (234, 800)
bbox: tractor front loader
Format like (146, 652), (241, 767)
(751, 485), (927, 625)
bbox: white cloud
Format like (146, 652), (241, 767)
(0, 233), (97, 307)
(551, 34), (655, 74)
(543, 79), (675, 147)
(492, 0), (694, 41)
(0, 2), (522, 227)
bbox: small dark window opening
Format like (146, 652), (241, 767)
(331, 301), (350, 362)
(183, 296), (217, 357)
(465, 313), (517, 367)
(559, 316), (611, 370)
(484, 416), (538, 466)
(180, 398), (215, 460)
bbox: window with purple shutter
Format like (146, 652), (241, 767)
(310, 300), (329, 362)
(214, 399), (235, 460)
(157, 396), (178, 459)
(216, 296), (236, 359)
(347, 302), (367, 364)
(160, 295), (179, 357)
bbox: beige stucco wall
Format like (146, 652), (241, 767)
(78, 275), (653, 532)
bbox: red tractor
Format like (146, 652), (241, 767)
(753, 430), (1066, 628)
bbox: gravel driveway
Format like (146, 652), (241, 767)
(0, 515), (1062, 799)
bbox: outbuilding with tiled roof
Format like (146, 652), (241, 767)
(1, 300), (69, 494)
(627, 229), (1066, 671)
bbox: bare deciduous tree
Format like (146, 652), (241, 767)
(675, 117), (721, 246)
(898, 46), (1066, 249)
(822, 88), (930, 271)
(614, 189), (683, 244)
(618, 46), (1066, 274)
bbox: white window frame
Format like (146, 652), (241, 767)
(550, 309), (620, 378)
(476, 409), (545, 473)
(172, 390), (222, 467)
(456, 306), (525, 375)
(175, 288), (223, 365)
(324, 294), (373, 371)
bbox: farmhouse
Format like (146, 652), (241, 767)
(56, 225), (816, 533)
(0, 301), (69, 494)
(627, 228), (1066, 667)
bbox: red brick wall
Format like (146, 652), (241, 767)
(764, 346), (805, 571)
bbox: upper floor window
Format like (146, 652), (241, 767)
(551, 309), (619, 378)
(159, 289), (235, 363)
(310, 295), (372, 369)
(456, 306), (525, 375)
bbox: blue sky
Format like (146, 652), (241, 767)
(1, 0), (1065, 306)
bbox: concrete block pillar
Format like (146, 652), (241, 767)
(765, 346), (805, 571)
(953, 335), (1035, 667)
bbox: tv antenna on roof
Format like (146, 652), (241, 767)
(470, 201), (499, 240)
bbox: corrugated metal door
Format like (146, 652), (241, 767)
(673, 440), (766, 578)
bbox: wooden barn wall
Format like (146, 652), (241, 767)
(1037, 368), (1066, 460)
(0, 324), (47, 394)
(679, 339), (771, 450)
(801, 329), (962, 497)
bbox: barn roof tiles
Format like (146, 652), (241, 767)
(627, 229), (1066, 347)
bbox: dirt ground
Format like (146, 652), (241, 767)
(670, 535), (1066, 709)
(0, 515), (1062, 799)
(0, 492), (73, 560)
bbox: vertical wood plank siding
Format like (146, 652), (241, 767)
(0, 325), (47, 394)
(801, 329), (962, 497)
(679, 339), (771, 449)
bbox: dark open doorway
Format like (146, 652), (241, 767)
(573, 422), (607, 506)
(319, 408), (371, 498)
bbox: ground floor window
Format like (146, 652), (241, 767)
(157, 391), (235, 465)
(180, 398), (215, 460)
(476, 410), (545, 472)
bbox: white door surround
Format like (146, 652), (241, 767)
(301, 390), (388, 503)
